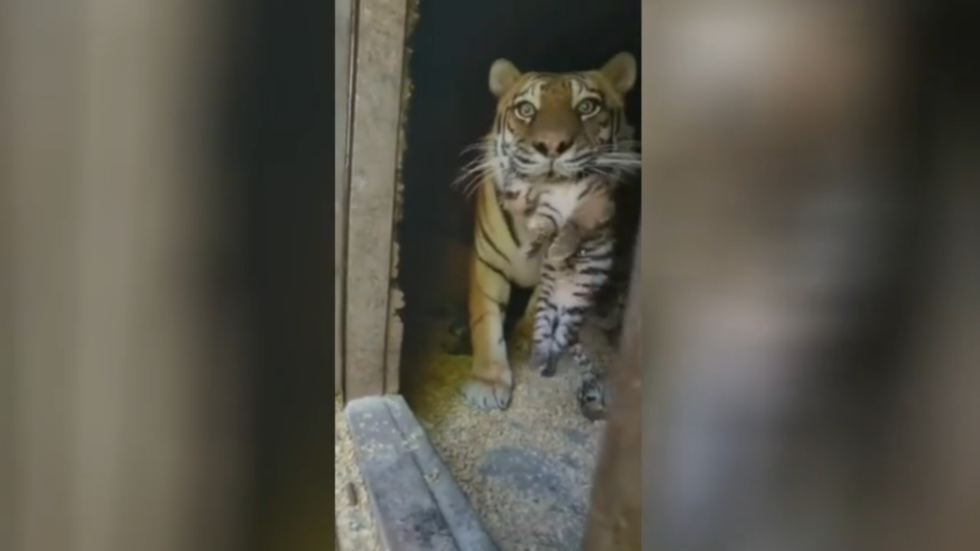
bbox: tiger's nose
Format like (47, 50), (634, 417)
(532, 132), (572, 157)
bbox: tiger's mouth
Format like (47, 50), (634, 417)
(519, 163), (579, 182)
(511, 150), (602, 182)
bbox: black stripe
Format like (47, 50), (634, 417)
(539, 302), (559, 314)
(573, 74), (599, 95)
(538, 202), (561, 217)
(548, 314), (560, 333)
(479, 288), (505, 310)
(539, 215), (559, 230)
(478, 217), (508, 263)
(476, 252), (510, 284)
(514, 84), (536, 103)
(473, 276), (505, 310)
(576, 181), (602, 200)
(572, 288), (598, 299)
(501, 208), (519, 246)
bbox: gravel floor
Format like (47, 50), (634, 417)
(334, 393), (382, 551)
(403, 318), (612, 551)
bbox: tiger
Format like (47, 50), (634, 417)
(455, 51), (639, 410)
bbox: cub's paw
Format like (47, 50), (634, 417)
(526, 216), (544, 232)
(577, 373), (608, 422)
(527, 214), (551, 234)
(518, 244), (537, 260)
(548, 228), (580, 262)
(462, 363), (513, 410)
(547, 242), (576, 263)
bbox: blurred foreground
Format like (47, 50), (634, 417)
(584, 4), (980, 551)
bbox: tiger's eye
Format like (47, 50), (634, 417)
(576, 99), (600, 116)
(514, 101), (536, 118)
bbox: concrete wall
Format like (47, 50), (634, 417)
(342, 0), (409, 400)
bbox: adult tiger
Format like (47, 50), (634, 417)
(458, 52), (638, 410)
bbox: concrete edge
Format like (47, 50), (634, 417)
(344, 395), (499, 551)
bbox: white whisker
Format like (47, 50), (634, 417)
(451, 149), (501, 199)
(459, 139), (494, 157)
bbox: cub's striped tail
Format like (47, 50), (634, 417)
(532, 302), (589, 377)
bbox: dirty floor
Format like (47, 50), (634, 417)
(336, 235), (616, 550)
(402, 317), (613, 551)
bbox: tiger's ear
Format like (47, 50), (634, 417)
(600, 52), (637, 95)
(489, 59), (522, 97)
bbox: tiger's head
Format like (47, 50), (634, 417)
(486, 52), (639, 184)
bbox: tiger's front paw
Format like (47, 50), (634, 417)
(462, 360), (514, 410)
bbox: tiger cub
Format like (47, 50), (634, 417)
(501, 175), (616, 380)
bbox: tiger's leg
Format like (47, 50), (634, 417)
(462, 252), (515, 410)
